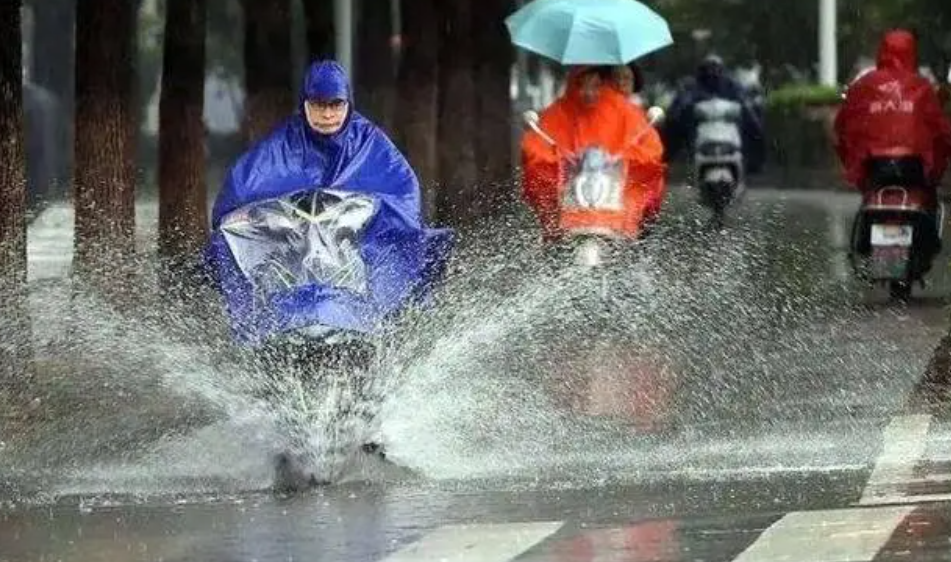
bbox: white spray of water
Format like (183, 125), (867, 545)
(3, 197), (938, 500)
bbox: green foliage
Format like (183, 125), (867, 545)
(766, 83), (842, 112)
(763, 83), (841, 171)
(650, 0), (951, 87)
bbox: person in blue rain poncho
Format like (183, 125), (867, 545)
(662, 55), (766, 174)
(212, 60), (423, 227)
(206, 60), (451, 348)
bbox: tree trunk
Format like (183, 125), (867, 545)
(355, 0), (395, 132)
(0, 0), (31, 383)
(74, 0), (137, 294)
(473, 0), (515, 215)
(301, 0), (335, 62)
(242, 0), (294, 144)
(396, 0), (440, 221)
(158, 0), (209, 287)
(436, 0), (479, 225)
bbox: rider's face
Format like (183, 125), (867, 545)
(614, 66), (634, 95)
(579, 73), (601, 106)
(305, 99), (349, 135)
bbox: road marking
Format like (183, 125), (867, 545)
(857, 492), (951, 507)
(381, 521), (564, 562)
(547, 521), (679, 562)
(860, 414), (932, 505)
(732, 506), (914, 562)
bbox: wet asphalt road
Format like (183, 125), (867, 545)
(3, 187), (951, 561)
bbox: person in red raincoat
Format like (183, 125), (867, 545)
(834, 29), (951, 193)
(521, 66), (667, 243)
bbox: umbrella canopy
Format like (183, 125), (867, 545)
(505, 0), (673, 65)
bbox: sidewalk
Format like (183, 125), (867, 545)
(26, 199), (160, 282)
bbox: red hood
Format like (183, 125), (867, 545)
(876, 30), (918, 73)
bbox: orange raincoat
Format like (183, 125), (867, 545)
(521, 70), (667, 242)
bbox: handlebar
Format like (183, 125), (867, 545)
(523, 110), (558, 147)
(522, 106), (666, 153)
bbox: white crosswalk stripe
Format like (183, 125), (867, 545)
(375, 411), (951, 561)
(858, 414), (951, 507)
(860, 414), (933, 505)
(732, 506), (915, 562)
(375, 505), (949, 562)
(380, 521), (564, 562)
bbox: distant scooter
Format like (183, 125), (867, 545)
(692, 96), (745, 228)
(848, 155), (944, 301)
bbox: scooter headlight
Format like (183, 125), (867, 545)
(567, 170), (624, 210)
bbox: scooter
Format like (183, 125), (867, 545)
(522, 106), (665, 277)
(210, 186), (451, 489)
(692, 97), (745, 227)
(848, 156), (944, 301)
(216, 187), (381, 355)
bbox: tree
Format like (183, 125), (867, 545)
(74, 0), (138, 294)
(242, 0), (294, 144)
(0, 0), (31, 382)
(301, 0), (335, 62)
(474, 0), (516, 216)
(435, 0), (479, 225)
(158, 0), (209, 287)
(355, 1), (396, 131)
(396, 0), (440, 220)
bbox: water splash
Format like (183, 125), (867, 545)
(1, 193), (939, 503)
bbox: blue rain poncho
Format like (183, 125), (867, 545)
(206, 61), (452, 345)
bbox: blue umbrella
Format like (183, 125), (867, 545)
(505, 0), (673, 66)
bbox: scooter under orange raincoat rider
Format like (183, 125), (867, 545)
(521, 68), (667, 243)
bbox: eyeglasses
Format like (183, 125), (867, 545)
(306, 99), (348, 111)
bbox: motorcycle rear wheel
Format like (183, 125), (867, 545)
(889, 280), (912, 302)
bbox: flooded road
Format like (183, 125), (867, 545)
(3, 187), (951, 561)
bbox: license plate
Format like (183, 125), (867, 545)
(870, 224), (913, 247)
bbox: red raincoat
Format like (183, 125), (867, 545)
(834, 30), (951, 189)
(521, 70), (667, 242)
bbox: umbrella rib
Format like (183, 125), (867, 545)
(560, 8), (580, 65)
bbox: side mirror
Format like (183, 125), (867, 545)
(628, 106), (667, 147)
(522, 110), (558, 148)
(523, 109), (541, 126)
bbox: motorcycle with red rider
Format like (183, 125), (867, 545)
(835, 30), (951, 300)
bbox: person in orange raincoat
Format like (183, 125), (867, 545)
(521, 66), (667, 243)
